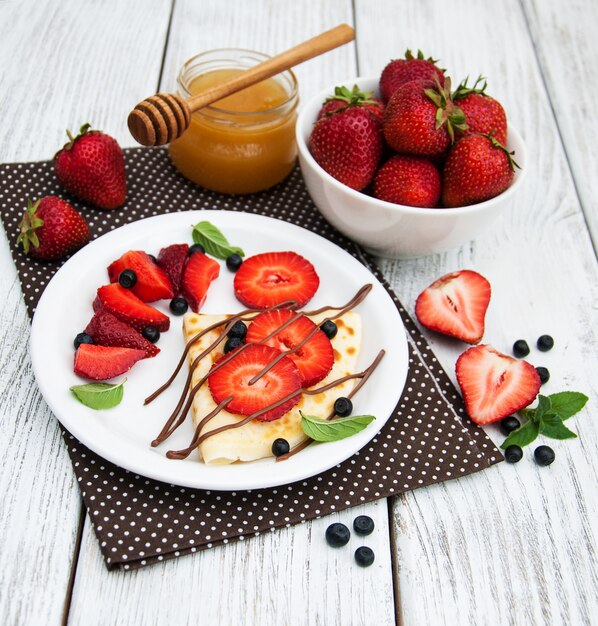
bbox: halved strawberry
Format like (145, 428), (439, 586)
(157, 243), (189, 296)
(208, 344), (301, 422)
(234, 251), (319, 309)
(415, 270), (491, 344)
(94, 284), (170, 332)
(456, 344), (541, 424)
(108, 250), (174, 302)
(74, 344), (146, 380)
(246, 309), (333, 387)
(181, 251), (220, 312)
(85, 310), (159, 358)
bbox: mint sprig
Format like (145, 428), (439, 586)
(300, 411), (375, 442)
(70, 378), (126, 410)
(192, 221), (244, 260)
(501, 391), (588, 449)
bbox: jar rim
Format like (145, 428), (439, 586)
(177, 48), (299, 118)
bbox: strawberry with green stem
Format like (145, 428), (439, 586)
(318, 85), (385, 121)
(379, 49), (445, 102)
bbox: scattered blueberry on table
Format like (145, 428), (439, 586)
(535, 366), (550, 384)
(537, 335), (554, 352)
(534, 445), (555, 466)
(354, 546), (375, 567)
(512, 339), (530, 358)
(504, 445), (523, 463)
(353, 515), (375, 535)
(500, 415), (520, 435)
(325, 523), (350, 547)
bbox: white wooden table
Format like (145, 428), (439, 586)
(1, 1), (597, 624)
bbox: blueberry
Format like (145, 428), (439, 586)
(226, 253), (243, 272)
(537, 335), (554, 352)
(228, 320), (247, 340)
(142, 326), (160, 343)
(118, 269), (137, 289)
(504, 445), (523, 463)
(513, 339), (530, 358)
(169, 297), (189, 316)
(536, 366), (550, 384)
(271, 438), (290, 457)
(500, 415), (520, 435)
(334, 397), (353, 417)
(354, 546), (375, 567)
(325, 523), (350, 547)
(224, 337), (244, 354)
(148, 254), (157, 264)
(189, 243), (205, 255)
(73, 332), (93, 349)
(353, 515), (375, 536)
(534, 445), (555, 466)
(320, 320), (338, 339)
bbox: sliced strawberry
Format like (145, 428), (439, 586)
(107, 250), (174, 302)
(181, 251), (220, 312)
(208, 344), (301, 422)
(246, 309), (333, 387)
(157, 243), (189, 296)
(234, 251), (319, 309)
(456, 345), (541, 424)
(85, 310), (159, 358)
(94, 284), (170, 332)
(74, 344), (146, 380)
(415, 270), (491, 344)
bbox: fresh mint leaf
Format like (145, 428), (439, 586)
(547, 391), (589, 420)
(501, 419), (540, 449)
(192, 221), (244, 259)
(300, 411), (375, 442)
(70, 378), (126, 410)
(532, 395), (552, 423)
(539, 412), (578, 440)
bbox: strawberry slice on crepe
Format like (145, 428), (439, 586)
(456, 344), (541, 424)
(415, 270), (491, 344)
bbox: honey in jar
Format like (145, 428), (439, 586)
(169, 49), (299, 194)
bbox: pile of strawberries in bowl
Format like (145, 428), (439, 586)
(296, 50), (526, 259)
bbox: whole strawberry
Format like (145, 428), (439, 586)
(442, 133), (519, 207)
(54, 123), (126, 210)
(309, 106), (383, 191)
(17, 196), (90, 261)
(373, 155), (441, 207)
(318, 85), (385, 121)
(383, 78), (467, 157)
(379, 49), (445, 102)
(453, 76), (508, 144)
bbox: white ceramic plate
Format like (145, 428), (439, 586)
(30, 211), (408, 490)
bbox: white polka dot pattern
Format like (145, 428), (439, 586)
(0, 149), (501, 570)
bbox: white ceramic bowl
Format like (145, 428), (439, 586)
(296, 77), (527, 259)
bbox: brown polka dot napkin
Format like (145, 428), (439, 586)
(0, 149), (502, 570)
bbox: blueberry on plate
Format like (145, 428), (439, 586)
(271, 438), (290, 457)
(74, 332), (93, 350)
(320, 320), (338, 340)
(224, 337), (244, 354)
(500, 415), (520, 435)
(534, 445), (555, 466)
(142, 326), (160, 343)
(228, 320), (247, 340)
(325, 523), (350, 547)
(354, 546), (375, 567)
(118, 269), (137, 289)
(226, 253), (243, 272)
(512, 339), (530, 358)
(334, 397), (353, 417)
(504, 445), (523, 463)
(353, 515), (375, 536)
(537, 335), (554, 352)
(189, 243), (205, 255)
(169, 296), (189, 316)
(535, 366), (550, 384)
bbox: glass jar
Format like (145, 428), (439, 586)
(168, 49), (299, 194)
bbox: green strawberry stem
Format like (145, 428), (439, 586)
(453, 75), (488, 100)
(324, 85), (379, 109)
(424, 77), (468, 142)
(484, 131), (521, 170)
(16, 199), (44, 254)
(64, 123), (92, 150)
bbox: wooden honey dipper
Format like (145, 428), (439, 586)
(127, 24), (355, 147)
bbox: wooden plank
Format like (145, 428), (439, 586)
(0, 1), (172, 624)
(521, 0), (598, 253)
(354, 0), (598, 624)
(68, 2), (396, 626)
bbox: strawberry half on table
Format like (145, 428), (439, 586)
(17, 196), (89, 261)
(456, 344), (541, 424)
(54, 123), (126, 210)
(108, 250), (174, 302)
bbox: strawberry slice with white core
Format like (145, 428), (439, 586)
(182, 251), (220, 312)
(456, 344), (541, 424)
(234, 251), (319, 309)
(108, 250), (174, 302)
(208, 344), (302, 422)
(415, 270), (491, 344)
(74, 344), (146, 380)
(246, 309), (334, 387)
